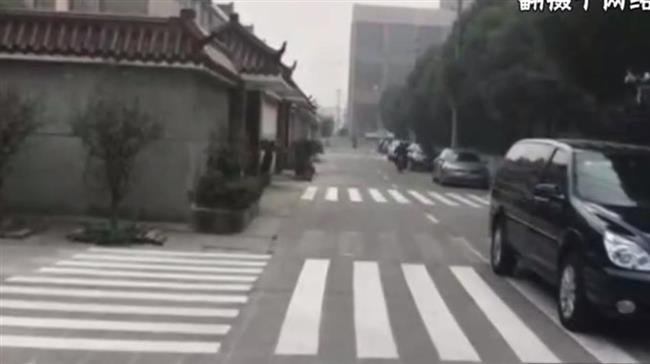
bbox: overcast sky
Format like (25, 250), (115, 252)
(230, 0), (440, 109)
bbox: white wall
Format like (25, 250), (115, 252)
(148, 0), (183, 17)
(261, 97), (278, 141)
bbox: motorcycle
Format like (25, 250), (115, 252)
(395, 154), (408, 173)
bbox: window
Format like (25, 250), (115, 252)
(541, 149), (570, 191)
(455, 152), (480, 162)
(33, 0), (55, 9)
(70, 0), (99, 12)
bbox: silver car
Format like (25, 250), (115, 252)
(432, 148), (490, 188)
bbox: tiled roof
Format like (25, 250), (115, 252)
(212, 13), (284, 75)
(0, 9), (238, 81)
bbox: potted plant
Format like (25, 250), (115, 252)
(190, 137), (263, 234)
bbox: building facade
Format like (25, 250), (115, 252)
(347, 4), (455, 136)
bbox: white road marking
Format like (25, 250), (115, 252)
(408, 190), (435, 205)
(427, 191), (460, 206)
(325, 187), (339, 201)
(55, 260), (263, 274)
(468, 194), (490, 205)
(368, 188), (388, 203)
(0, 286), (248, 304)
(402, 264), (480, 362)
(72, 253), (267, 267)
(508, 278), (639, 364)
(451, 237), (489, 264)
(0, 316), (230, 335)
(275, 259), (330, 355)
(39, 267), (257, 282)
(425, 214), (440, 224)
(0, 299), (239, 318)
(446, 193), (482, 208)
(450, 267), (560, 363)
(88, 247), (270, 260)
(0, 335), (220, 353)
(387, 189), (410, 204)
(354, 261), (398, 359)
(348, 188), (363, 202)
(7, 276), (251, 292)
(301, 186), (318, 201)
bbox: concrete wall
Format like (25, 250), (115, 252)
(1, 60), (230, 222)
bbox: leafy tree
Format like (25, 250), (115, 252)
(0, 88), (39, 218)
(379, 85), (409, 139)
(72, 98), (163, 229)
(319, 116), (335, 138)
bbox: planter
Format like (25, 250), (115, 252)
(190, 201), (260, 234)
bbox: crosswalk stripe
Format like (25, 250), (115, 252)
(445, 193), (482, 208)
(275, 259), (329, 355)
(387, 189), (410, 204)
(427, 191), (460, 206)
(301, 186), (318, 201)
(0, 286), (248, 304)
(508, 278), (639, 364)
(0, 316), (230, 335)
(87, 247), (270, 260)
(468, 195), (490, 205)
(0, 335), (221, 353)
(72, 254), (267, 267)
(6, 276), (251, 292)
(39, 267), (258, 282)
(425, 214), (439, 224)
(450, 267), (560, 363)
(354, 261), (398, 359)
(325, 187), (339, 201)
(402, 264), (480, 362)
(0, 299), (239, 318)
(408, 190), (435, 205)
(348, 188), (363, 202)
(55, 260), (263, 274)
(368, 188), (388, 203)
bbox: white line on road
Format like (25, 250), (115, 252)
(387, 189), (410, 204)
(0, 316), (231, 335)
(450, 267), (560, 363)
(0, 286), (248, 304)
(446, 193), (482, 208)
(55, 260), (263, 274)
(402, 264), (480, 362)
(7, 276), (251, 292)
(72, 254), (267, 267)
(368, 188), (388, 203)
(507, 278), (639, 364)
(427, 191), (460, 206)
(451, 237), (489, 264)
(275, 259), (330, 355)
(325, 187), (339, 202)
(425, 214), (440, 224)
(348, 188), (363, 202)
(468, 194), (490, 205)
(39, 267), (258, 282)
(301, 186), (318, 201)
(0, 335), (221, 353)
(87, 247), (270, 260)
(0, 299), (239, 318)
(354, 261), (398, 359)
(408, 190), (435, 205)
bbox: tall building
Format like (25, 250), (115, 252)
(347, 4), (455, 136)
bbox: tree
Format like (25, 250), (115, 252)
(379, 85), (409, 139)
(72, 98), (162, 229)
(319, 116), (335, 138)
(0, 88), (39, 218)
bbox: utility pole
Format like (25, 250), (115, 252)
(336, 89), (341, 129)
(449, 0), (463, 148)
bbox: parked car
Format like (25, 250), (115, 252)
(377, 138), (393, 154)
(432, 148), (489, 188)
(490, 139), (650, 331)
(407, 143), (434, 171)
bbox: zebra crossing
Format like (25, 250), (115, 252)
(0, 247), (269, 354)
(301, 186), (490, 208)
(274, 259), (642, 363)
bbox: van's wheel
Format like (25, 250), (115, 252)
(558, 252), (595, 332)
(491, 221), (516, 275)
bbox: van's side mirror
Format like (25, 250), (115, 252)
(533, 183), (565, 201)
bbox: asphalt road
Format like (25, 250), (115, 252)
(1, 141), (648, 364)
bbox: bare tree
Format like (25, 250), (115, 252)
(0, 88), (39, 219)
(72, 98), (162, 229)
